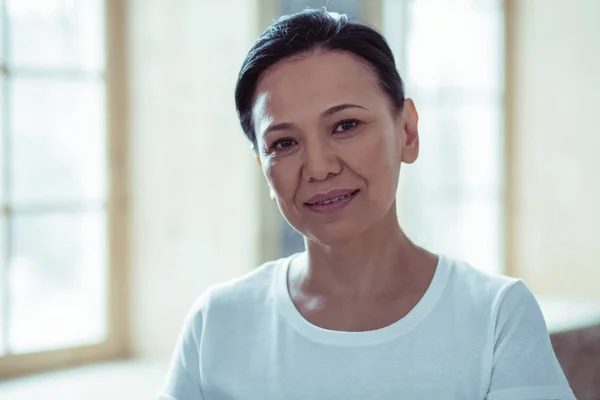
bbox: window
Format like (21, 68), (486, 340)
(383, 0), (505, 274)
(0, 0), (115, 373)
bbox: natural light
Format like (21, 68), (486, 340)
(0, 0), (107, 356)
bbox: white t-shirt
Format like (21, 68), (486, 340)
(158, 254), (575, 400)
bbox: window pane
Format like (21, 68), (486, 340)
(387, 0), (504, 274)
(456, 195), (503, 274)
(404, 0), (503, 92)
(0, 5), (4, 64)
(6, 0), (104, 71)
(407, 100), (503, 191)
(400, 193), (502, 274)
(0, 75), (5, 202)
(0, 215), (5, 356)
(9, 78), (106, 205)
(8, 211), (107, 354)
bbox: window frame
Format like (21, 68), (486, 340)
(0, 0), (129, 379)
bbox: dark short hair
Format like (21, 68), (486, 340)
(234, 8), (405, 148)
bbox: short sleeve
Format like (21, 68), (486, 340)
(486, 281), (576, 400)
(157, 289), (212, 400)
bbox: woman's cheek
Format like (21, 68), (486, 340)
(350, 131), (389, 172)
(265, 159), (292, 201)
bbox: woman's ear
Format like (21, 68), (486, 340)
(401, 98), (419, 164)
(252, 143), (262, 166)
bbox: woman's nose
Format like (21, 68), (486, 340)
(302, 140), (342, 182)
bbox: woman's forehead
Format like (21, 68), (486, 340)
(253, 51), (382, 118)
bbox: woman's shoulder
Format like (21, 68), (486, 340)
(190, 256), (289, 317)
(213, 256), (287, 295)
(445, 256), (520, 294)
(441, 255), (524, 314)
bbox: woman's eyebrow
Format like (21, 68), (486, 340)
(264, 122), (296, 138)
(321, 103), (367, 117)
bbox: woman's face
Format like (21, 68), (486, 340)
(252, 50), (419, 245)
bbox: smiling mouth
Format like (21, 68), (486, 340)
(306, 190), (360, 206)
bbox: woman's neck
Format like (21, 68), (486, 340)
(296, 207), (431, 300)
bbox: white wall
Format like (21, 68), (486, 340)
(512, 0), (600, 299)
(127, 0), (262, 359)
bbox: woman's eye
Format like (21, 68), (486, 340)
(272, 138), (296, 151)
(333, 120), (359, 133)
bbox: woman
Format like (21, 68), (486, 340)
(159, 9), (574, 400)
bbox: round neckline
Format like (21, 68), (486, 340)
(274, 253), (452, 346)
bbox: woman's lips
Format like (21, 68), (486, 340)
(305, 189), (360, 213)
(305, 188), (359, 205)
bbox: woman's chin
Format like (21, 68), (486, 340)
(302, 224), (366, 247)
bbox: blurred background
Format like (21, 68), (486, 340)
(0, 0), (598, 398)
